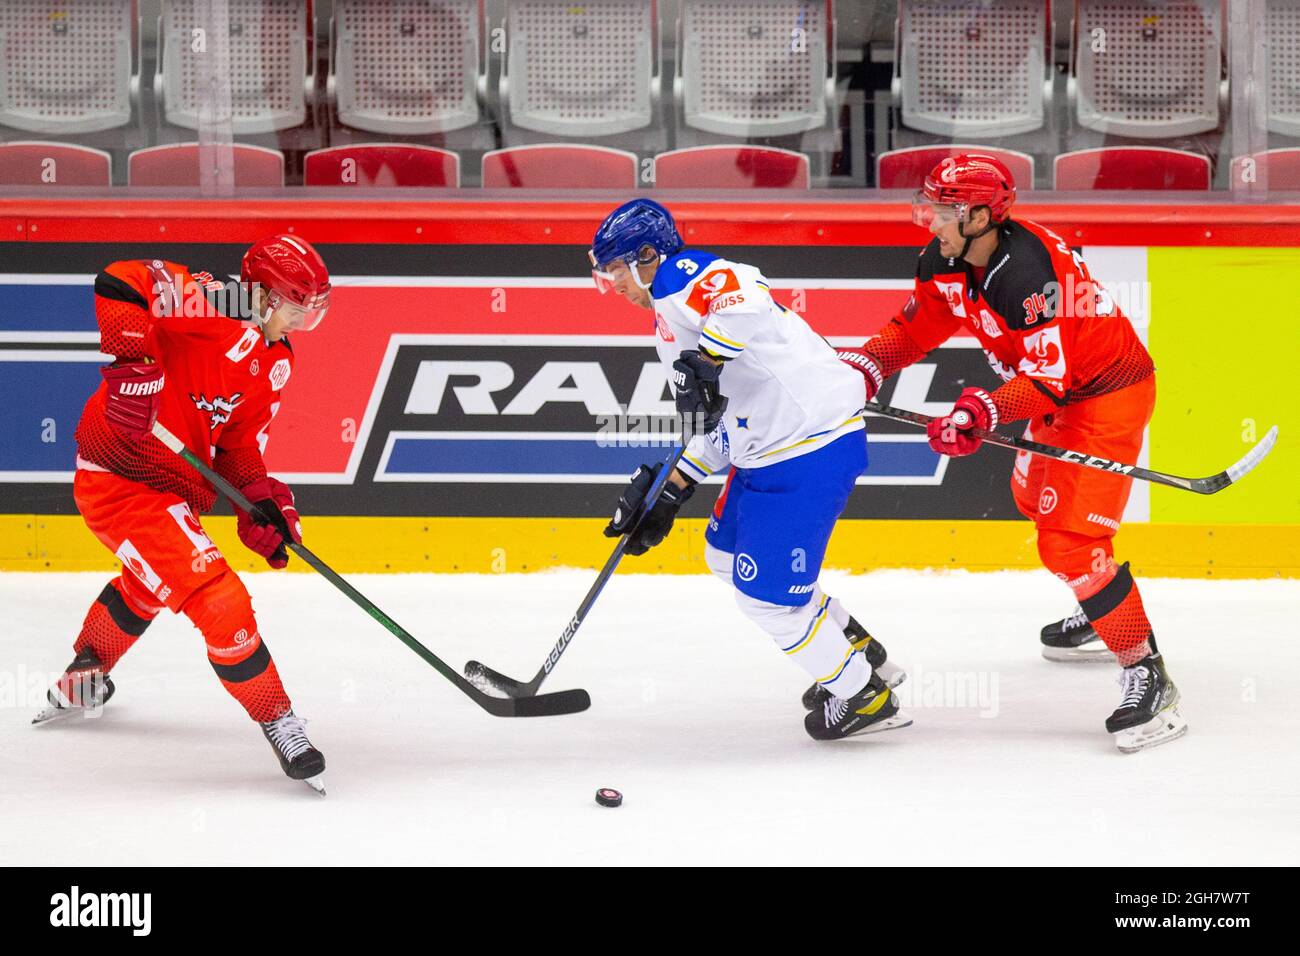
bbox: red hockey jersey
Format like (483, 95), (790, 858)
(867, 218), (1153, 423)
(75, 259), (293, 513)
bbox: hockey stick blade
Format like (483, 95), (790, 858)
(1196, 424), (1279, 494)
(477, 685), (591, 717)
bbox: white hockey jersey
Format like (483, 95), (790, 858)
(649, 250), (867, 481)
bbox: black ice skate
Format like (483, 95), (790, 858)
(31, 647), (115, 725)
(805, 672), (912, 741)
(801, 617), (906, 712)
(260, 711), (327, 794)
(1041, 606), (1114, 662)
(1106, 653), (1187, 754)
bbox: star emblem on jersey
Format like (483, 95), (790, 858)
(736, 417), (749, 429)
(190, 392), (244, 429)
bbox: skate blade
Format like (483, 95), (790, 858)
(302, 774), (327, 796)
(1115, 708), (1188, 754)
(846, 710), (914, 738)
(1041, 643), (1115, 663)
(31, 704), (104, 725)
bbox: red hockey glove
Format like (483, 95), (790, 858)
(101, 361), (165, 443)
(927, 387), (998, 457)
(835, 347), (884, 402)
(236, 477), (302, 569)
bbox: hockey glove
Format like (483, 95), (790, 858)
(101, 360), (165, 443)
(672, 350), (728, 441)
(926, 387), (998, 457)
(604, 463), (695, 556)
(835, 347), (884, 402)
(236, 477), (302, 569)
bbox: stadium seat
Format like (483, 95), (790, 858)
(481, 145), (639, 188)
(303, 144), (459, 187)
(502, 0), (656, 136)
(678, 0), (832, 137)
(333, 0), (480, 135)
(157, 0), (310, 134)
(0, 142), (112, 186)
(1053, 147), (1211, 190)
(895, 0), (1049, 138)
(1073, 0), (1222, 138)
(1229, 149), (1300, 190)
(1267, 0), (1300, 136)
(877, 146), (1035, 189)
(0, 0), (135, 134)
(654, 146), (810, 188)
(127, 143), (286, 186)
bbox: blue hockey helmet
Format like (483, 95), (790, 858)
(589, 199), (684, 292)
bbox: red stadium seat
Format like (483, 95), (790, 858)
(877, 146), (1034, 189)
(0, 142), (112, 186)
(1229, 149), (1300, 190)
(481, 145), (638, 189)
(127, 143), (285, 187)
(1053, 148), (1211, 190)
(303, 144), (459, 187)
(653, 146), (810, 189)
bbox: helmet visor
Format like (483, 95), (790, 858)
(589, 248), (617, 295)
(911, 191), (968, 229)
(275, 291), (331, 332)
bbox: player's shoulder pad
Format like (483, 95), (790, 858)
(979, 220), (1060, 331)
(916, 238), (964, 282)
(651, 249), (722, 299)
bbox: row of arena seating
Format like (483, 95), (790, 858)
(0, 0), (835, 141)
(6, 141), (1300, 190)
(4, 0), (1285, 144)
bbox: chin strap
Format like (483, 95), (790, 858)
(956, 217), (1000, 260)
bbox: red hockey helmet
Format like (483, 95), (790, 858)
(913, 153), (1017, 229)
(241, 234), (331, 331)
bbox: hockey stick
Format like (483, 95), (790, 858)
(864, 400), (1279, 494)
(150, 422), (590, 718)
(464, 443), (689, 699)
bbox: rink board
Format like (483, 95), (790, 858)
(0, 199), (1294, 576)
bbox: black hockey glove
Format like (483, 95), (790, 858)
(604, 462), (695, 556)
(672, 350), (728, 442)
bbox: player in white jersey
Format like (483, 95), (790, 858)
(590, 199), (910, 739)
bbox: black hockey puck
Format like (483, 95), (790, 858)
(595, 788), (622, 808)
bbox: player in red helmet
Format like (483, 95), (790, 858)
(837, 153), (1185, 752)
(34, 235), (333, 792)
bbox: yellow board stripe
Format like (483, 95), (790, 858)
(1, 515), (1296, 578)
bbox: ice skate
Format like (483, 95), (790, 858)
(1107, 653), (1187, 753)
(32, 647), (115, 725)
(1041, 606), (1114, 662)
(802, 617), (906, 712)
(805, 672), (912, 741)
(260, 711), (327, 794)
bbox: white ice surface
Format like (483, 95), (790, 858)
(2, 569), (1297, 866)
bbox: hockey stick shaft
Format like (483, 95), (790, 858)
(151, 422), (588, 717)
(864, 401), (1278, 495)
(466, 442), (689, 697)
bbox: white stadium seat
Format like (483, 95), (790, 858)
(896, 0), (1049, 138)
(0, 0), (135, 134)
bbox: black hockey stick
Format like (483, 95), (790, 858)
(150, 423), (589, 718)
(864, 400), (1279, 494)
(464, 443), (689, 699)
